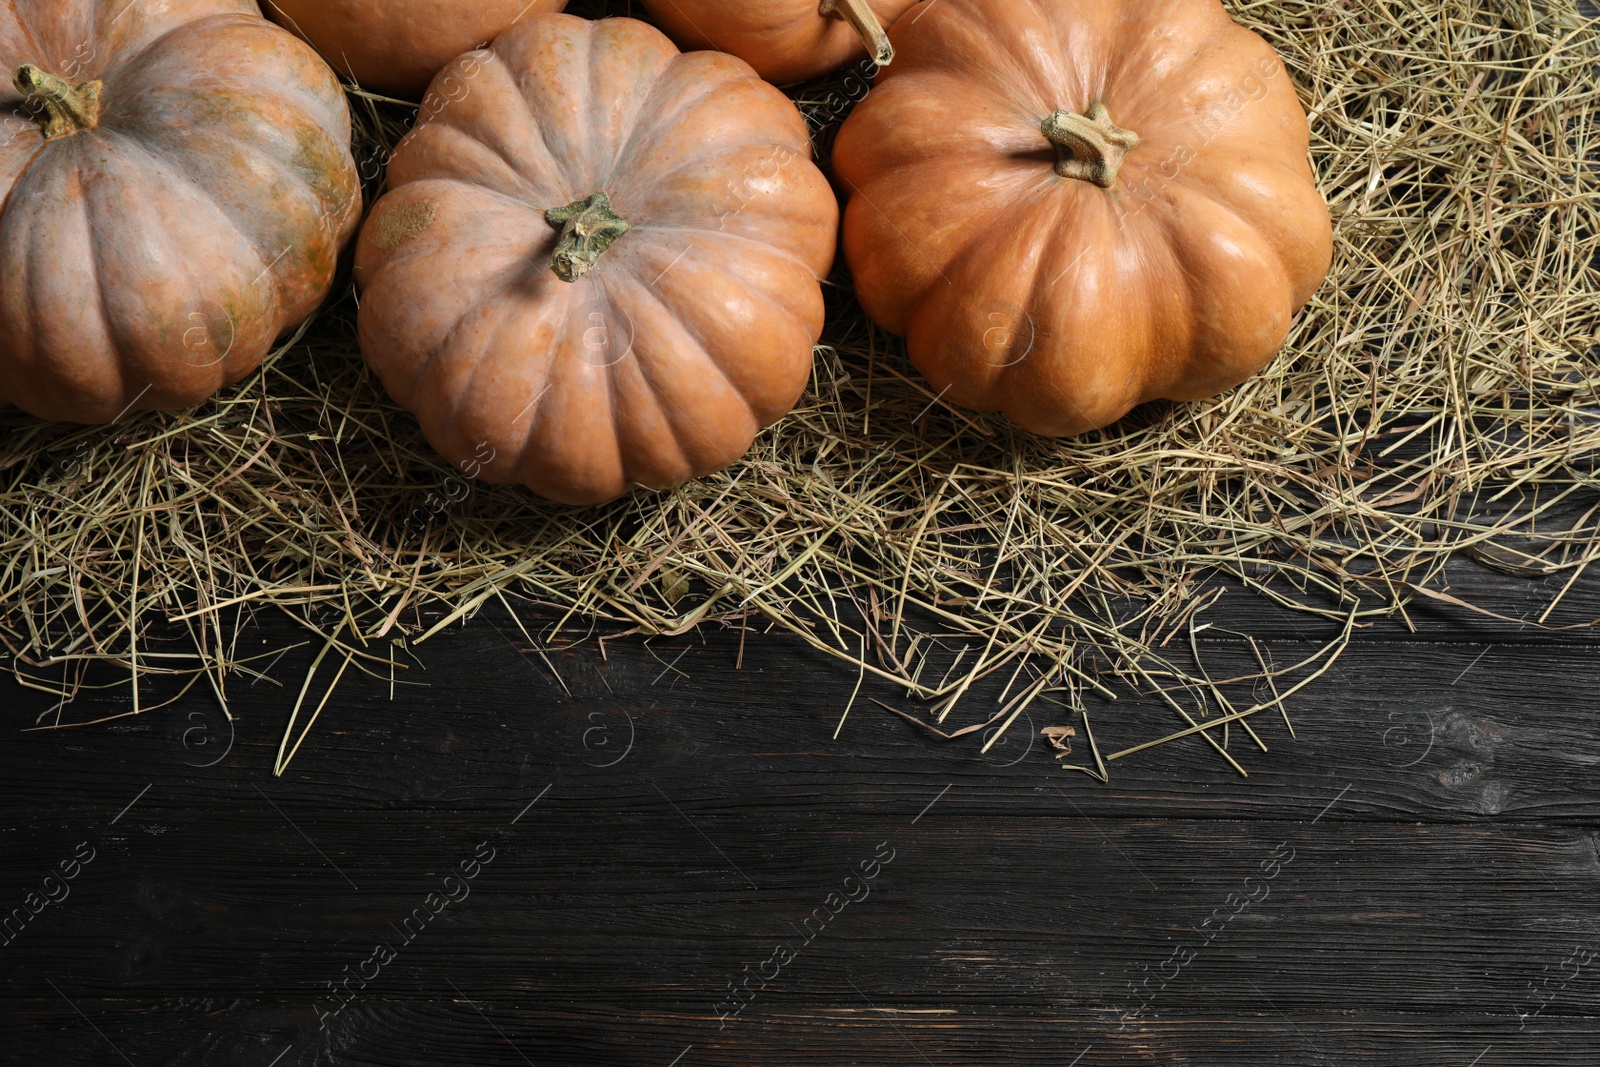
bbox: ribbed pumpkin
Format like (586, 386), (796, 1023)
(0, 0), (361, 424)
(263, 0), (567, 99)
(354, 15), (838, 506)
(833, 0), (1334, 436)
(639, 0), (917, 84)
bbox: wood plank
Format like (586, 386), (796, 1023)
(1, 998), (1597, 1065)
(3, 812), (1598, 1016)
(4, 616), (1600, 822)
(0, 998), (1593, 1062)
(4, 562), (1596, 1065)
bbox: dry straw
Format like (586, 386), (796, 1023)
(2, 0), (1597, 776)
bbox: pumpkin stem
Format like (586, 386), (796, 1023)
(13, 66), (102, 140)
(819, 0), (894, 67)
(1042, 104), (1139, 188)
(546, 192), (632, 283)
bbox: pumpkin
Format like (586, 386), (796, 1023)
(262, 0), (567, 100)
(639, 0), (917, 85)
(354, 14), (838, 507)
(832, 0), (1334, 437)
(0, 0), (361, 425)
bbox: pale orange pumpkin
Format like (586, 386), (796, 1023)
(263, 0), (567, 99)
(354, 14), (838, 506)
(0, 0), (361, 424)
(833, 0), (1334, 436)
(639, 0), (917, 85)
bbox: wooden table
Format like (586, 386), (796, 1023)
(3, 562), (1599, 1065)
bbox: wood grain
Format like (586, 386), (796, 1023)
(4, 568), (1600, 1064)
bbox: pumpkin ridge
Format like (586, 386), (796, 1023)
(834, 70), (1059, 188)
(1, 4), (48, 67)
(220, 100), (354, 220)
(89, 16), (257, 106)
(354, 176), (567, 410)
(1107, 201), (1194, 406)
(637, 369), (732, 479)
(596, 283), (704, 486)
(122, 108), (353, 300)
(909, 181), (1075, 402)
(608, 133), (816, 221)
(580, 18), (682, 182)
(90, 5), (271, 68)
(88, 196), (132, 412)
(355, 179), (524, 267)
(1145, 163), (1299, 306)
(597, 290), (622, 485)
(394, 118), (560, 208)
(84, 133), (282, 398)
(529, 13), (608, 192)
(903, 0), (1083, 114)
(627, 235), (819, 423)
(640, 224), (823, 279)
(1146, 178), (1298, 397)
(643, 231), (814, 339)
(1098, 10), (1260, 126)
(398, 255), (549, 410)
(507, 301), (562, 438)
(1107, 59), (1283, 145)
(449, 289), (567, 459)
(611, 249), (747, 423)
(56, 162), (124, 413)
(866, 166), (1062, 334)
(520, 63), (594, 196)
(1160, 152), (1329, 301)
(615, 139), (826, 249)
(363, 256), (489, 404)
(511, 303), (629, 505)
(605, 55), (751, 191)
(78, 149), (167, 410)
(426, 46), (572, 195)
(370, 177), (557, 266)
(0, 162), (38, 380)
(101, 128), (291, 330)
(152, 15), (355, 132)
(1, 177), (41, 385)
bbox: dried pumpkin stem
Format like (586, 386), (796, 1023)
(1042, 104), (1139, 188)
(14, 65), (102, 140)
(820, 0), (895, 67)
(546, 192), (632, 283)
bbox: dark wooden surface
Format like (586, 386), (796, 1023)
(3, 561), (1600, 1065)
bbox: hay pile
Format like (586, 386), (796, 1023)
(3, 0), (1597, 775)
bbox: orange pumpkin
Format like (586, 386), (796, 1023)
(833, 0), (1334, 436)
(354, 14), (838, 506)
(263, 0), (567, 99)
(0, 0), (361, 425)
(639, 0), (917, 85)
